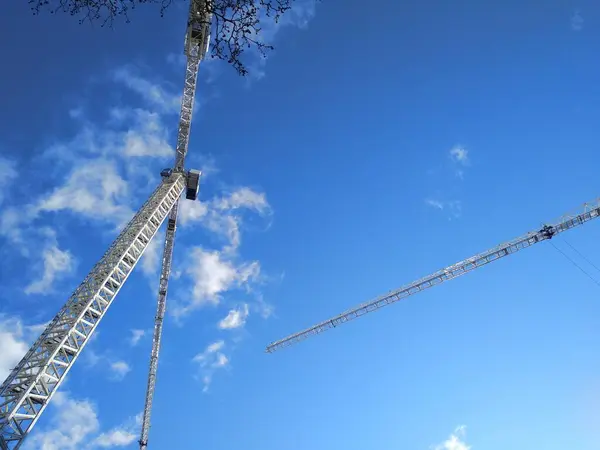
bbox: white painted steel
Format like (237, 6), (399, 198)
(0, 174), (185, 450)
(266, 199), (600, 353)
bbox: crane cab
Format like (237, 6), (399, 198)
(185, 169), (201, 201)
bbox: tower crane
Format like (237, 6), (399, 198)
(138, 1), (211, 449)
(266, 199), (600, 353)
(0, 1), (211, 449)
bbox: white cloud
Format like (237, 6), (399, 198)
(24, 391), (100, 450)
(118, 109), (174, 159)
(425, 199), (462, 219)
(113, 67), (181, 114)
(180, 187), (271, 254)
(140, 228), (165, 277)
(85, 348), (102, 367)
(432, 426), (471, 450)
(174, 187), (272, 323)
(109, 361), (131, 381)
(206, 340), (225, 354)
(3, 71), (179, 251)
(0, 316), (31, 382)
(93, 428), (137, 447)
(92, 413), (141, 448)
(192, 340), (229, 392)
(209, 188), (271, 251)
(129, 329), (146, 347)
(0, 62), (280, 450)
(36, 159), (133, 227)
(81, 348), (133, 383)
(179, 200), (209, 225)
(449, 146), (469, 166)
(24, 390), (140, 450)
(571, 9), (583, 31)
(0, 206), (28, 245)
(213, 353), (229, 368)
(425, 199), (444, 210)
(254, 294), (275, 319)
(0, 157), (17, 205)
(172, 247), (260, 318)
(215, 187), (270, 213)
(218, 303), (250, 329)
(25, 228), (75, 295)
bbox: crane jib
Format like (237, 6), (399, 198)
(265, 201), (600, 353)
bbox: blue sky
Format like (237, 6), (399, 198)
(2, 0), (600, 448)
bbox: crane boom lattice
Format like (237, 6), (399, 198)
(2, 2), (211, 449)
(139, 1), (211, 448)
(0, 174), (186, 450)
(266, 199), (600, 353)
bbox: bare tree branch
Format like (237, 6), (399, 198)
(28, 0), (295, 76)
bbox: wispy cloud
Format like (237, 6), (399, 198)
(449, 145), (470, 179)
(1, 65), (275, 403)
(140, 228), (165, 278)
(113, 67), (181, 115)
(172, 247), (260, 318)
(24, 228), (75, 295)
(0, 315), (45, 382)
(0, 157), (17, 206)
(425, 199), (445, 211)
(179, 186), (272, 251)
(128, 329), (146, 347)
(0, 315), (139, 448)
(23, 390), (140, 450)
(91, 413), (140, 448)
(80, 340), (132, 382)
(192, 340), (230, 392)
(218, 304), (250, 330)
(109, 361), (131, 381)
(425, 198), (462, 219)
(36, 159), (133, 228)
(432, 426), (471, 450)
(173, 186), (271, 319)
(425, 145), (472, 219)
(571, 9), (584, 31)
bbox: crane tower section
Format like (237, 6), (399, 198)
(266, 199), (600, 353)
(138, 2), (211, 448)
(175, 0), (212, 172)
(0, 173), (186, 450)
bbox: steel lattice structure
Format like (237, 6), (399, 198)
(139, 1), (211, 448)
(0, 1), (212, 449)
(0, 175), (185, 449)
(266, 199), (600, 353)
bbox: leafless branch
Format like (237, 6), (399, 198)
(28, 0), (295, 76)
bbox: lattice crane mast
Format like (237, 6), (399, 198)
(138, 1), (211, 449)
(266, 199), (600, 353)
(0, 2), (211, 449)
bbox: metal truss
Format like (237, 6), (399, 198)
(174, 0), (211, 172)
(138, 2), (212, 448)
(174, 54), (201, 172)
(138, 202), (179, 450)
(266, 199), (600, 353)
(0, 173), (185, 450)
